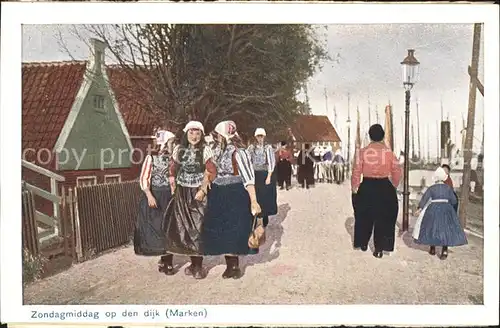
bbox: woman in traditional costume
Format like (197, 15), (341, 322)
(297, 143), (316, 189)
(202, 120), (262, 279)
(247, 128), (277, 227)
(163, 121), (216, 279)
(412, 167), (467, 260)
(134, 129), (176, 273)
(276, 141), (293, 190)
(351, 124), (402, 258)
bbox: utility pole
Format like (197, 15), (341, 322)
(416, 98), (421, 159)
(304, 83), (311, 114)
(436, 121), (440, 163)
(440, 99), (445, 162)
(368, 96), (372, 126)
(459, 23), (482, 229)
(440, 98), (444, 122)
(347, 93), (351, 177)
(480, 122), (484, 157)
(375, 105), (379, 123)
(427, 125), (431, 163)
(334, 105), (338, 129)
(324, 87), (329, 115)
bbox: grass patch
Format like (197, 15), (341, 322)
(22, 248), (47, 285)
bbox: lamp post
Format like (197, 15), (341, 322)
(401, 49), (420, 232)
(346, 93), (351, 177)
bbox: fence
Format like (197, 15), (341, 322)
(75, 180), (142, 260)
(22, 185), (77, 259)
(21, 159), (66, 244)
(22, 189), (40, 257)
(21, 179), (142, 263)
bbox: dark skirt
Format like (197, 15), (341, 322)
(354, 177), (399, 251)
(202, 182), (253, 255)
(163, 185), (205, 255)
(297, 163), (315, 186)
(134, 187), (172, 256)
(452, 191), (459, 212)
(415, 203), (467, 247)
(254, 170), (278, 217)
(277, 160), (292, 185)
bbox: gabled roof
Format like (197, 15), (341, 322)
(289, 115), (341, 143)
(22, 61), (87, 151)
(22, 61), (160, 153)
(106, 67), (158, 136)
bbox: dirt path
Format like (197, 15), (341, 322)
(24, 183), (483, 305)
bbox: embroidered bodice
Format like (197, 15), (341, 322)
(173, 145), (212, 187)
(247, 143), (275, 171)
(213, 144), (255, 186)
(139, 154), (171, 191)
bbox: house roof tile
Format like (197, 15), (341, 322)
(22, 61), (87, 152)
(106, 67), (159, 136)
(289, 114), (341, 143)
(22, 61), (161, 154)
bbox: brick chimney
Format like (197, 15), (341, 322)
(89, 38), (106, 74)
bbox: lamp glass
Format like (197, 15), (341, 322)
(402, 63), (420, 85)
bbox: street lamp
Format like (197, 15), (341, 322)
(401, 49), (420, 232)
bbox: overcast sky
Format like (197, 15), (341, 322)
(22, 24), (484, 157)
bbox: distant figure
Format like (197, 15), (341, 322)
(441, 164), (454, 188)
(297, 143), (317, 189)
(412, 167), (467, 260)
(276, 141), (293, 190)
(333, 150), (344, 164)
(351, 124), (402, 259)
(323, 147), (333, 161)
(332, 149), (345, 184)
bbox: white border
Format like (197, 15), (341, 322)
(54, 42), (134, 154)
(53, 61), (94, 153)
(1, 2), (499, 326)
(104, 174), (122, 184)
(75, 176), (98, 186)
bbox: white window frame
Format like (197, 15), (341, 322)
(76, 176), (97, 187)
(104, 174), (121, 184)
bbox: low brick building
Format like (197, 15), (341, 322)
(22, 39), (158, 216)
(285, 114), (342, 151)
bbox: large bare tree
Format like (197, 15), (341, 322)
(60, 24), (330, 135)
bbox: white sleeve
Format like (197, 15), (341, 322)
(266, 145), (276, 171)
(203, 146), (214, 163)
(234, 149), (255, 187)
(139, 155), (153, 191)
(172, 145), (180, 163)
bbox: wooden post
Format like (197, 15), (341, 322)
(458, 23), (482, 229)
(50, 177), (59, 236)
(73, 187), (83, 261)
(68, 188), (77, 261)
(60, 185), (70, 256)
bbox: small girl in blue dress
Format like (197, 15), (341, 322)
(413, 167), (468, 260)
